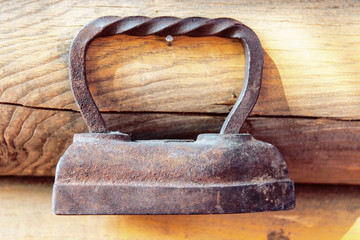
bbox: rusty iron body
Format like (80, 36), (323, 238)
(52, 16), (295, 215)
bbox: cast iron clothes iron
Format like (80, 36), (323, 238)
(52, 16), (295, 215)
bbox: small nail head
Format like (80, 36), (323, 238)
(166, 35), (173, 42)
(166, 35), (173, 46)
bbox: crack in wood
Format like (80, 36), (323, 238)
(0, 101), (359, 122)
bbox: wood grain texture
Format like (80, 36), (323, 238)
(1, 0), (359, 118)
(0, 0), (360, 183)
(1, 103), (359, 184)
(1, 177), (360, 240)
(86, 35), (245, 115)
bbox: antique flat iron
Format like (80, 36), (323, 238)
(52, 16), (295, 215)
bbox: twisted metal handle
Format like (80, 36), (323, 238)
(69, 16), (263, 134)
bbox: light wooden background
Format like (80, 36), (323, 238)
(0, 178), (359, 240)
(0, 0), (360, 184)
(1, 0), (360, 239)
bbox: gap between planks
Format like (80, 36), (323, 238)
(0, 101), (359, 122)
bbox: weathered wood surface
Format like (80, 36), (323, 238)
(1, 177), (360, 239)
(1, 103), (360, 184)
(0, 0), (360, 183)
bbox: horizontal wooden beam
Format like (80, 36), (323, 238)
(0, 0), (359, 184)
(1, 177), (360, 239)
(0, 104), (359, 184)
(1, 0), (359, 119)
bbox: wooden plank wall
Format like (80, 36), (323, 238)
(0, 0), (359, 184)
(0, 178), (359, 240)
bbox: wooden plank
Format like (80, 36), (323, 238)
(245, 117), (360, 185)
(0, 0), (359, 119)
(0, 0), (359, 182)
(1, 104), (359, 184)
(0, 177), (359, 239)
